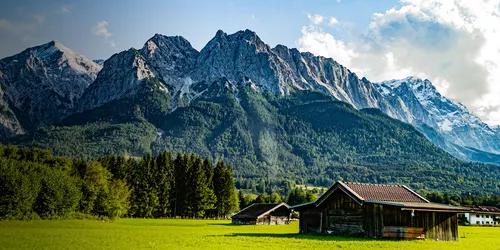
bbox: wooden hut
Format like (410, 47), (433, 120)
(292, 181), (468, 241)
(231, 203), (291, 225)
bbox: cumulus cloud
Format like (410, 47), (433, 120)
(92, 21), (112, 39)
(297, 26), (357, 69)
(92, 21), (115, 47)
(298, 0), (500, 126)
(328, 17), (339, 25)
(307, 14), (324, 25)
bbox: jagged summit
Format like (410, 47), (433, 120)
(0, 40), (102, 134)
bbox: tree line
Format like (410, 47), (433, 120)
(424, 191), (500, 208)
(0, 145), (238, 219)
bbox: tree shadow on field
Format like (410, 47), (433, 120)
(221, 233), (383, 242)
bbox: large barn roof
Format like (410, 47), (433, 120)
(315, 181), (428, 206)
(293, 181), (468, 212)
(231, 203), (290, 219)
(341, 182), (428, 203)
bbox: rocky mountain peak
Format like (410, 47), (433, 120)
(140, 34), (198, 80)
(204, 29), (268, 55)
(25, 40), (102, 79)
(0, 40), (102, 133)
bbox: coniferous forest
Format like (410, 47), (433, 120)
(0, 145), (239, 220)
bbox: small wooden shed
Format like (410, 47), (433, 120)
(231, 203), (291, 225)
(293, 181), (468, 241)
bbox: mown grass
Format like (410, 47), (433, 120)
(0, 219), (499, 250)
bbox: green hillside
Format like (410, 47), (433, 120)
(9, 81), (500, 194)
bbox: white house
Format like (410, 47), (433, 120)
(459, 205), (500, 225)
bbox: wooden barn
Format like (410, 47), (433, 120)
(292, 181), (468, 241)
(231, 203), (291, 225)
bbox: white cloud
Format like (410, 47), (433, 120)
(307, 14), (324, 25)
(328, 17), (339, 25)
(298, 0), (500, 126)
(92, 21), (112, 39)
(297, 26), (357, 68)
(92, 21), (115, 47)
(337, 0), (341, 3)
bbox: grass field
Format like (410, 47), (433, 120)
(0, 219), (499, 250)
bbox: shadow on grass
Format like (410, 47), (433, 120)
(219, 233), (384, 242)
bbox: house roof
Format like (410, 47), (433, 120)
(295, 181), (465, 213)
(463, 205), (500, 214)
(231, 203), (290, 219)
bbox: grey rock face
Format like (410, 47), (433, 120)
(192, 30), (397, 116)
(78, 49), (156, 112)
(0, 41), (101, 137)
(78, 34), (200, 112)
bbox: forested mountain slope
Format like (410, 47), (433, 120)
(12, 81), (500, 194)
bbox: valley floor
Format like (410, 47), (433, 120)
(0, 219), (498, 250)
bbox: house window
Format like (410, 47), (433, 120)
(477, 221), (480, 225)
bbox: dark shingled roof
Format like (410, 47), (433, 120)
(342, 182), (428, 203)
(232, 203), (290, 219)
(463, 205), (500, 214)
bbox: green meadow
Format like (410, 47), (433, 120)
(0, 219), (499, 250)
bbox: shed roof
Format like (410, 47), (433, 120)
(231, 203), (290, 219)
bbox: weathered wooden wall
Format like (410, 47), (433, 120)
(363, 203), (383, 238)
(299, 206), (322, 233)
(322, 190), (364, 235)
(298, 189), (459, 240)
(362, 203), (458, 240)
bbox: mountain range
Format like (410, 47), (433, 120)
(1, 29), (499, 193)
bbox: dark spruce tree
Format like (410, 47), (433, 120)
(187, 156), (216, 218)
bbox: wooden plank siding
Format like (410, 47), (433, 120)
(298, 188), (459, 240)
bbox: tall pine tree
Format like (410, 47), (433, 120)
(154, 151), (173, 217)
(186, 156), (216, 218)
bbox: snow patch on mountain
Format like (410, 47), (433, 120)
(376, 77), (500, 154)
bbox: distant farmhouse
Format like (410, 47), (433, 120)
(459, 205), (500, 225)
(292, 181), (468, 241)
(231, 203), (291, 225)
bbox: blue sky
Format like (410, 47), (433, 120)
(0, 0), (400, 60)
(1, 0), (500, 125)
